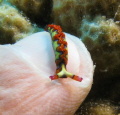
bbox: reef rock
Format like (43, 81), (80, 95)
(0, 2), (41, 44)
(76, 100), (120, 115)
(81, 16), (120, 78)
(52, 0), (120, 36)
(114, 5), (120, 22)
(6, 0), (52, 26)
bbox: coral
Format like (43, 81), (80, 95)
(0, 2), (42, 44)
(52, 0), (83, 36)
(80, 16), (120, 103)
(6, 0), (52, 26)
(81, 16), (120, 78)
(114, 5), (120, 22)
(52, 0), (120, 37)
(75, 100), (120, 115)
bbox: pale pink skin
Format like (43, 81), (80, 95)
(0, 32), (94, 115)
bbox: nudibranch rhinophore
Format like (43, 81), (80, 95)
(45, 24), (83, 82)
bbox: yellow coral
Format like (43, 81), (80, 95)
(0, 2), (41, 44)
(76, 100), (119, 115)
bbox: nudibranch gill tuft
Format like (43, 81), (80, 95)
(45, 24), (83, 82)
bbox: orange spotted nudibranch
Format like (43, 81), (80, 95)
(45, 24), (83, 82)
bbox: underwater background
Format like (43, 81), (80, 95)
(0, 0), (120, 114)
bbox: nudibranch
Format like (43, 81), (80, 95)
(45, 24), (83, 82)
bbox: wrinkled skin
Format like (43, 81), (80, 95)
(0, 32), (94, 115)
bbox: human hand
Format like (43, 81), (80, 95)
(0, 32), (94, 115)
